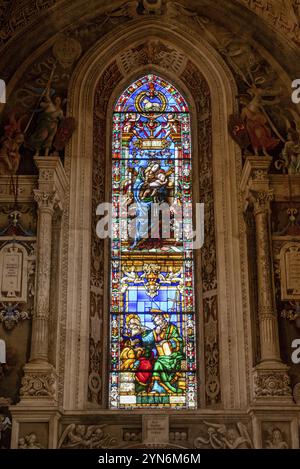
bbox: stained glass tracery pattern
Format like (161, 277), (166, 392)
(109, 74), (196, 409)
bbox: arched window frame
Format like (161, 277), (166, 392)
(109, 74), (197, 409)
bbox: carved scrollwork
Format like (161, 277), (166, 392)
(254, 372), (292, 397)
(20, 372), (56, 397)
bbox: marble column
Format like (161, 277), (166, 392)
(19, 157), (67, 405)
(241, 157), (292, 402)
(251, 189), (280, 362)
(30, 190), (57, 362)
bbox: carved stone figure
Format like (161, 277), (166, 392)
(194, 421), (253, 449)
(58, 424), (117, 449)
(265, 427), (289, 449)
(18, 432), (44, 449)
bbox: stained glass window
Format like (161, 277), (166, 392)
(109, 74), (196, 409)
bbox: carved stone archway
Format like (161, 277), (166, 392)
(62, 19), (249, 413)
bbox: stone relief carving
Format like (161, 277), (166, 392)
(118, 41), (187, 76)
(264, 425), (289, 449)
(58, 424), (118, 449)
(203, 297), (220, 405)
(170, 430), (188, 442)
(20, 372), (56, 398)
(194, 421), (253, 449)
(254, 372), (292, 397)
(123, 429), (142, 443)
(18, 432), (44, 449)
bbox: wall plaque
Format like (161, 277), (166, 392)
(0, 244), (28, 302)
(280, 243), (300, 300)
(142, 415), (169, 445)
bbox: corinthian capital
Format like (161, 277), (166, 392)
(33, 190), (58, 211)
(250, 190), (274, 215)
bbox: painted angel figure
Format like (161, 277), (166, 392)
(0, 112), (25, 175)
(239, 85), (281, 156)
(28, 88), (64, 156)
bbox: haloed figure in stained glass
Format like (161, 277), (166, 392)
(121, 310), (184, 403)
(110, 75), (196, 409)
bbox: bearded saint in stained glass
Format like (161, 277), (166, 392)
(121, 310), (185, 402)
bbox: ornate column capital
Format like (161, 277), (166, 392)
(34, 156), (67, 211)
(33, 189), (58, 213)
(249, 189), (274, 216)
(240, 156), (272, 211)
